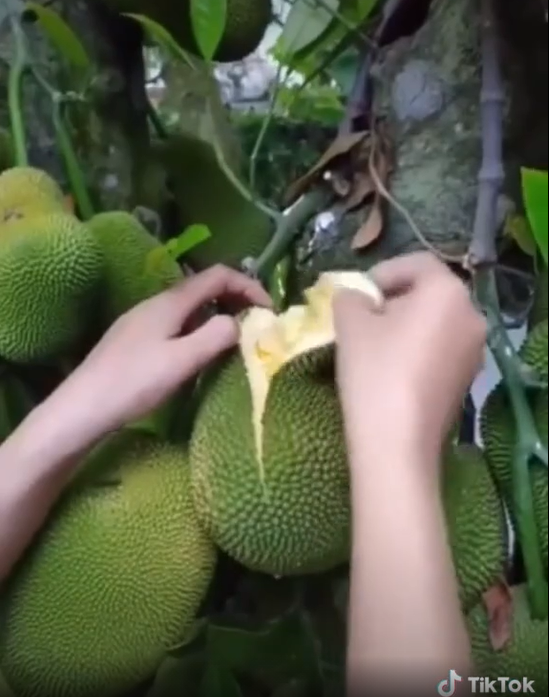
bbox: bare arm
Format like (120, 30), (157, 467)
(345, 432), (472, 694)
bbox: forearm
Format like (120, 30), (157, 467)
(0, 397), (97, 583)
(345, 430), (472, 694)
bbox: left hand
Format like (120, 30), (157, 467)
(47, 264), (272, 448)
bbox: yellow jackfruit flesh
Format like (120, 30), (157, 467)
(467, 584), (548, 692)
(441, 444), (508, 612)
(0, 167), (67, 223)
(85, 211), (183, 324)
(0, 430), (217, 697)
(480, 320), (548, 573)
(0, 213), (103, 363)
(189, 272), (384, 576)
(153, 132), (272, 270)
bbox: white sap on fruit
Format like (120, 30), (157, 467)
(239, 271), (385, 462)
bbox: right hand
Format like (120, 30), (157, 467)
(333, 252), (487, 463)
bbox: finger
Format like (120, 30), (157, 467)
(332, 288), (384, 342)
(173, 314), (240, 377)
(165, 265), (272, 327)
(367, 251), (450, 297)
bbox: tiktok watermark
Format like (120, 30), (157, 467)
(438, 670), (536, 695)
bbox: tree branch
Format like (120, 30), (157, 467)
(468, 0), (548, 620)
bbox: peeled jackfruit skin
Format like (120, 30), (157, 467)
(190, 343), (351, 577)
(154, 133), (272, 270)
(442, 444), (507, 612)
(467, 584), (548, 693)
(0, 213), (104, 363)
(85, 210), (183, 323)
(480, 321), (548, 574)
(0, 429), (217, 697)
(0, 167), (67, 223)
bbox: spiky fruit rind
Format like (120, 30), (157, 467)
(442, 444), (508, 612)
(0, 213), (103, 363)
(189, 345), (351, 576)
(85, 210), (183, 323)
(467, 584), (548, 692)
(0, 430), (217, 697)
(0, 167), (67, 223)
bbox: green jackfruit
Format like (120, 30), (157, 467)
(467, 584), (548, 692)
(480, 321), (548, 573)
(0, 213), (103, 363)
(442, 444), (507, 612)
(189, 272), (385, 576)
(529, 268), (548, 330)
(102, 0), (272, 62)
(85, 210), (183, 323)
(0, 167), (67, 223)
(0, 430), (217, 697)
(155, 133), (272, 270)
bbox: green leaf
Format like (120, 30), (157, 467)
(190, 0), (228, 62)
(277, 0), (340, 57)
(124, 13), (197, 69)
(521, 167), (549, 265)
(503, 214), (538, 258)
(24, 3), (91, 71)
(201, 665), (242, 697)
(146, 654), (204, 697)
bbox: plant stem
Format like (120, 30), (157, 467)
(467, 0), (548, 619)
(53, 99), (95, 220)
(8, 19), (29, 167)
(147, 100), (168, 140)
(243, 188), (330, 285)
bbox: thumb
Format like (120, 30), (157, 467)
(332, 288), (382, 342)
(174, 314), (240, 377)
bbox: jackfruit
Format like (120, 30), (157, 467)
(467, 584), (548, 692)
(0, 213), (103, 363)
(85, 210), (183, 323)
(480, 321), (548, 573)
(189, 271), (384, 576)
(103, 0), (272, 62)
(442, 444), (508, 612)
(529, 268), (548, 330)
(0, 167), (67, 223)
(154, 132), (272, 270)
(0, 429), (217, 697)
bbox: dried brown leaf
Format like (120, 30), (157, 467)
(482, 581), (513, 651)
(284, 131), (370, 205)
(343, 171), (376, 211)
(351, 196), (384, 250)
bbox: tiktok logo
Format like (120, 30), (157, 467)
(438, 670), (463, 696)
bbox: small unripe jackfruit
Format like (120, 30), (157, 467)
(0, 430), (217, 697)
(0, 213), (103, 363)
(0, 167), (67, 223)
(85, 210), (183, 324)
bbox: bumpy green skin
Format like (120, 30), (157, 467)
(529, 269), (548, 330)
(480, 321), (548, 574)
(467, 584), (548, 692)
(155, 133), (272, 271)
(85, 211), (183, 323)
(0, 213), (103, 363)
(442, 445), (507, 612)
(189, 344), (351, 576)
(0, 430), (217, 697)
(0, 167), (67, 223)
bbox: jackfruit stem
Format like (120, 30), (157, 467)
(243, 188), (331, 286)
(480, 271), (548, 621)
(7, 18), (29, 167)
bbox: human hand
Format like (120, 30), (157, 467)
(333, 252), (487, 466)
(48, 265), (272, 448)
